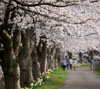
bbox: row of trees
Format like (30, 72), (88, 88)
(0, 0), (78, 89)
(0, 0), (100, 89)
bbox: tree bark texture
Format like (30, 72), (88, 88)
(94, 61), (100, 72)
(54, 48), (60, 68)
(19, 30), (34, 87)
(31, 46), (41, 80)
(38, 37), (47, 74)
(0, 29), (21, 89)
(50, 47), (55, 69)
(79, 52), (83, 64)
(2, 50), (21, 89)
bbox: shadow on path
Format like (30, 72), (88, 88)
(61, 67), (100, 89)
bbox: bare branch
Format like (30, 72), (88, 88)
(18, 6), (60, 21)
(72, 18), (92, 25)
(0, 0), (9, 4)
(13, 0), (78, 7)
(38, 0), (44, 4)
(90, 0), (99, 3)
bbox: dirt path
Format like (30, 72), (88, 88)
(61, 67), (100, 89)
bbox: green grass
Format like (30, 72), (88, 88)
(94, 71), (100, 76)
(76, 63), (89, 68)
(34, 67), (67, 89)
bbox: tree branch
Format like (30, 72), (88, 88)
(18, 6), (60, 21)
(90, 0), (99, 3)
(13, 26), (21, 57)
(13, 0), (78, 7)
(0, 0), (10, 4)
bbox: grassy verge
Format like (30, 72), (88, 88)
(94, 71), (100, 76)
(76, 63), (89, 68)
(34, 67), (67, 89)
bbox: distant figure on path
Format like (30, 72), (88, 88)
(73, 58), (77, 71)
(61, 58), (67, 70)
(66, 56), (70, 70)
(69, 58), (73, 70)
(89, 58), (94, 71)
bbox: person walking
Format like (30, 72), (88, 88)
(66, 56), (70, 70)
(69, 58), (73, 70)
(61, 58), (67, 70)
(89, 58), (94, 71)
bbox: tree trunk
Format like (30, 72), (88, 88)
(2, 50), (20, 89)
(58, 50), (62, 66)
(0, 2), (21, 88)
(47, 48), (51, 69)
(89, 50), (94, 59)
(50, 53), (55, 69)
(32, 47), (41, 80)
(38, 38), (47, 74)
(50, 47), (55, 69)
(19, 30), (34, 87)
(55, 48), (60, 68)
(79, 52), (83, 64)
(40, 41), (47, 74)
(20, 52), (33, 87)
(47, 47), (57, 69)
(0, 28), (21, 89)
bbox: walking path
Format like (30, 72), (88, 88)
(61, 67), (100, 89)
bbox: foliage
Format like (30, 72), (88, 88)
(1, 0), (100, 54)
(1, 0), (100, 89)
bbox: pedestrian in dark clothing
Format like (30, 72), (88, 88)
(89, 58), (94, 71)
(61, 58), (67, 70)
(66, 56), (70, 70)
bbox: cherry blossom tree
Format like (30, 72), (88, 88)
(0, 0), (100, 89)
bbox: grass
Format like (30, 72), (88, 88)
(76, 63), (89, 68)
(94, 71), (100, 76)
(24, 63), (88, 89)
(34, 67), (67, 89)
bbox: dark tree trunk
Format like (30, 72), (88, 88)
(94, 61), (100, 72)
(0, 1), (21, 89)
(19, 30), (34, 87)
(50, 47), (55, 69)
(40, 41), (47, 74)
(2, 51), (20, 89)
(79, 52), (83, 64)
(89, 50), (94, 59)
(0, 29), (21, 89)
(55, 48), (60, 68)
(37, 36), (47, 74)
(68, 51), (73, 59)
(31, 46), (41, 80)
(47, 48), (51, 69)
